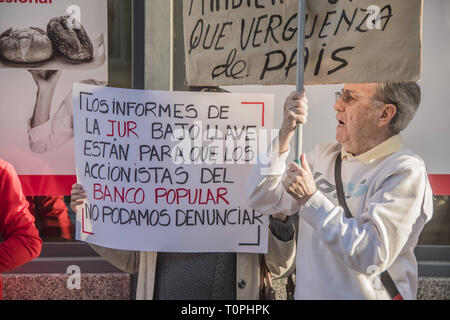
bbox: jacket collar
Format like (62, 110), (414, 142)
(341, 134), (403, 165)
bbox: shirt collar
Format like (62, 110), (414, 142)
(341, 134), (403, 165)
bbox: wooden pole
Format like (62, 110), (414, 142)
(295, 0), (307, 165)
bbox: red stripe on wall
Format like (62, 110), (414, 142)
(17, 174), (450, 196)
(428, 175), (450, 196)
(18, 175), (77, 196)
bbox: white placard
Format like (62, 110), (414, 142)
(73, 83), (274, 253)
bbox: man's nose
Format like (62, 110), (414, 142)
(334, 99), (345, 112)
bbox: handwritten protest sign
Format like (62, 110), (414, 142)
(72, 83), (274, 252)
(183, 0), (422, 86)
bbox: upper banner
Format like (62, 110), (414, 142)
(183, 0), (422, 86)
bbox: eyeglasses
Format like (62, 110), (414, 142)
(335, 89), (384, 105)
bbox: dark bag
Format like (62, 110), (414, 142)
(334, 153), (403, 300)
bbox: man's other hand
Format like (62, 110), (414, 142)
(282, 154), (317, 205)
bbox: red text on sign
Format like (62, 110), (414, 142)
(106, 120), (139, 138)
(155, 187), (230, 205)
(93, 183), (145, 204)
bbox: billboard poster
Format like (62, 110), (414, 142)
(0, 0), (108, 196)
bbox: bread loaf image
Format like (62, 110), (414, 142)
(0, 27), (53, 63)
(47, 16), (93, 62)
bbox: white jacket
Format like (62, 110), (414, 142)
(246, 135), (433, 300)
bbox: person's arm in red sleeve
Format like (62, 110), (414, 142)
(0, 159), (42, 273)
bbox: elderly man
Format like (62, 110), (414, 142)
(247, 82), (433, 300)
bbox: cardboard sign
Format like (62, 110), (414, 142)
(73, 83), (274, 253)
(183, 0), (422, 86)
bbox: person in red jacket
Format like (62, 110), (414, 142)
(0, 158), (42, 299)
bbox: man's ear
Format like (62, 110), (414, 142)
(379, 104), (396, 128)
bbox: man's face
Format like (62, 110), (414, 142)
(334, 83), (385, 155)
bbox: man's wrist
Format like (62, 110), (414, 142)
(296, 190), (317, 206)
(278, 127), (294, 154)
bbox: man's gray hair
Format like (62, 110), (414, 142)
(374, 82), (421, 134)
